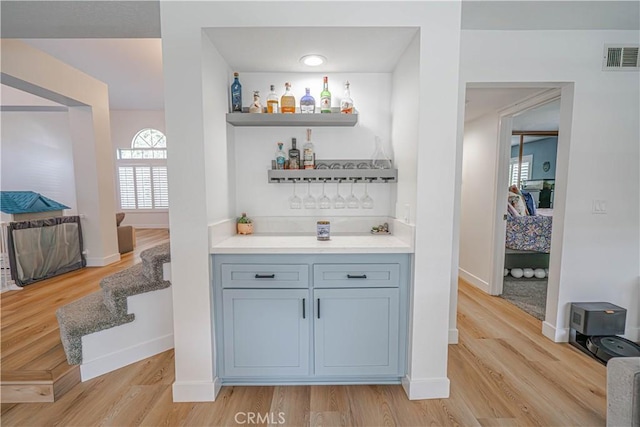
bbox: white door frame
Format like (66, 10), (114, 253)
(489, 88), (563, 296)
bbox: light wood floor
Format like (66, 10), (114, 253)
(1, 241), (606, 426)
(1, 229), (170, 402)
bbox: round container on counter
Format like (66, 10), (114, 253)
(317, 220), (330, 241)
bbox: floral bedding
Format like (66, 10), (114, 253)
(505, 214), (553, 253)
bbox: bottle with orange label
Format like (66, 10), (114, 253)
(280, 82), (296, 114)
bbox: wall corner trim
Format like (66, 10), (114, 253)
(542, 321), (569, 342)
(448, 328), (459, 344)
(85, 253), (120, 267)
(172, 379), (220, 402)
(458, 268), (490, 294)
(401, 375), (450, 400)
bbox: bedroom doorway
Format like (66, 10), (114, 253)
(459, 83), (574, 330)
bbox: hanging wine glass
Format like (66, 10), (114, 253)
(289, 179), (302, 209)
(361, 179), (374, 209)
(319, 180), (332, 209)
(303, 179), (317, 209)
(334, 180), (346, 209)
(346, 180), (360, 209)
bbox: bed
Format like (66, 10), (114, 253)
(505, 210), (553, 254)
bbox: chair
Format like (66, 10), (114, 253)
(116, 213), (136, 254)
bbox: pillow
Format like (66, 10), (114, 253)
(116, 212), (125, 227)
(508, 192), (527, 216)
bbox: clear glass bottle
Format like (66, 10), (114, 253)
(275, 142), (287, 170)
(249, 91), (263, 113)
(280, 82), (296, 114)
(340, 81), (354, 114)
(267, 84), (279, 113)
(300, 88), (316, 114)
(303, 128), (315, 169)
(230, 72), (242, 112)
(289, 138), (300, 170)
(320, 76), (331, 113)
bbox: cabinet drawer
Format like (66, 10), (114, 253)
(221, 264), (309, 288)
(313, 264), (399, 288)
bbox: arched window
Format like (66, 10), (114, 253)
(116, 128), (168, 210)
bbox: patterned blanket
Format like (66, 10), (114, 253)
(506, 215), (553, 253)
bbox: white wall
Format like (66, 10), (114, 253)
(458, 111), (500, 292)
(1, 111), (78, 214)
(1, 40), (119, 267)
(459, 30), (640, 341)
(391, 37), (419, 224)
(161, 0), (462, 402)
(110, 110), (169, 228)
(233, 72), (393, 218)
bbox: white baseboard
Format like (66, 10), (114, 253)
(458, 268), (490, 293)
(542, 321), (569, 343)
(401, 375), (450, 400)
(80, 333), (174, 381)
(448, 328), (459, 344)
(85, 252), (120, 267)
(173, 379), (220, 402)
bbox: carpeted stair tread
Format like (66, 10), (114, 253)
(56, 243), (171, 366)
(140, 242), (170, 283)
(56, 291), (135, 365)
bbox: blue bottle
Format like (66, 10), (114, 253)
(300, 88), (316, 114)
(231, 72), (242, 112)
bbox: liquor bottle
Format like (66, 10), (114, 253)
(288, 138), (300, 170)
(340, 81), (354, 114)
(230, 72), (242, 112)
(267, 84), (279, 113)
(249, 91), (263, 113)
(275, 142), (287, 170)
(280, 82), (296, 114)
(303, 128), (315, 169)
(320, 76), (331, 113)
(300, 88), (316, 114)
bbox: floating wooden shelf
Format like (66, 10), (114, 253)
(226, 112), (358, 127)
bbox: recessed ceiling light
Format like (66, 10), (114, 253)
(300, 54), (326, 67)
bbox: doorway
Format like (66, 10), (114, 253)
(458, 83), (574, 334)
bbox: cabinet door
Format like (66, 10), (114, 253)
(223, 289), (310, 377)
(314, 288), (400, 377)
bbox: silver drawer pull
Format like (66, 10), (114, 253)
(254, 274), (275, 279)
(347, 274), (367, 279)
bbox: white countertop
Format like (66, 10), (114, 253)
(210, 233), (413, 254)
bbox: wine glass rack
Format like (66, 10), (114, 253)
(268, 160), (397, 183)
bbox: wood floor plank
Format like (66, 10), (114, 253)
(0, 268), (608, 426)
(270, 385), (311, 427)
(0, 229), (170, 404)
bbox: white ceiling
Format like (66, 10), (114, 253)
(1, 1), (637, 111)
(22, 39), (164, 110)
(464, 88), (545, 123)
(205, 27), (418, 73)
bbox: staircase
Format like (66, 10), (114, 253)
(56, 242), (173, 382)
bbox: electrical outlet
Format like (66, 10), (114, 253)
(592, 200), (607, 214)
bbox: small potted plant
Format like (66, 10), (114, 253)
(236, 212), (253, 235)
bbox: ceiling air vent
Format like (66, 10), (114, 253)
(603, 45), (639, 71)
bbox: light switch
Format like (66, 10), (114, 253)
(592, 200), (607, 214)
